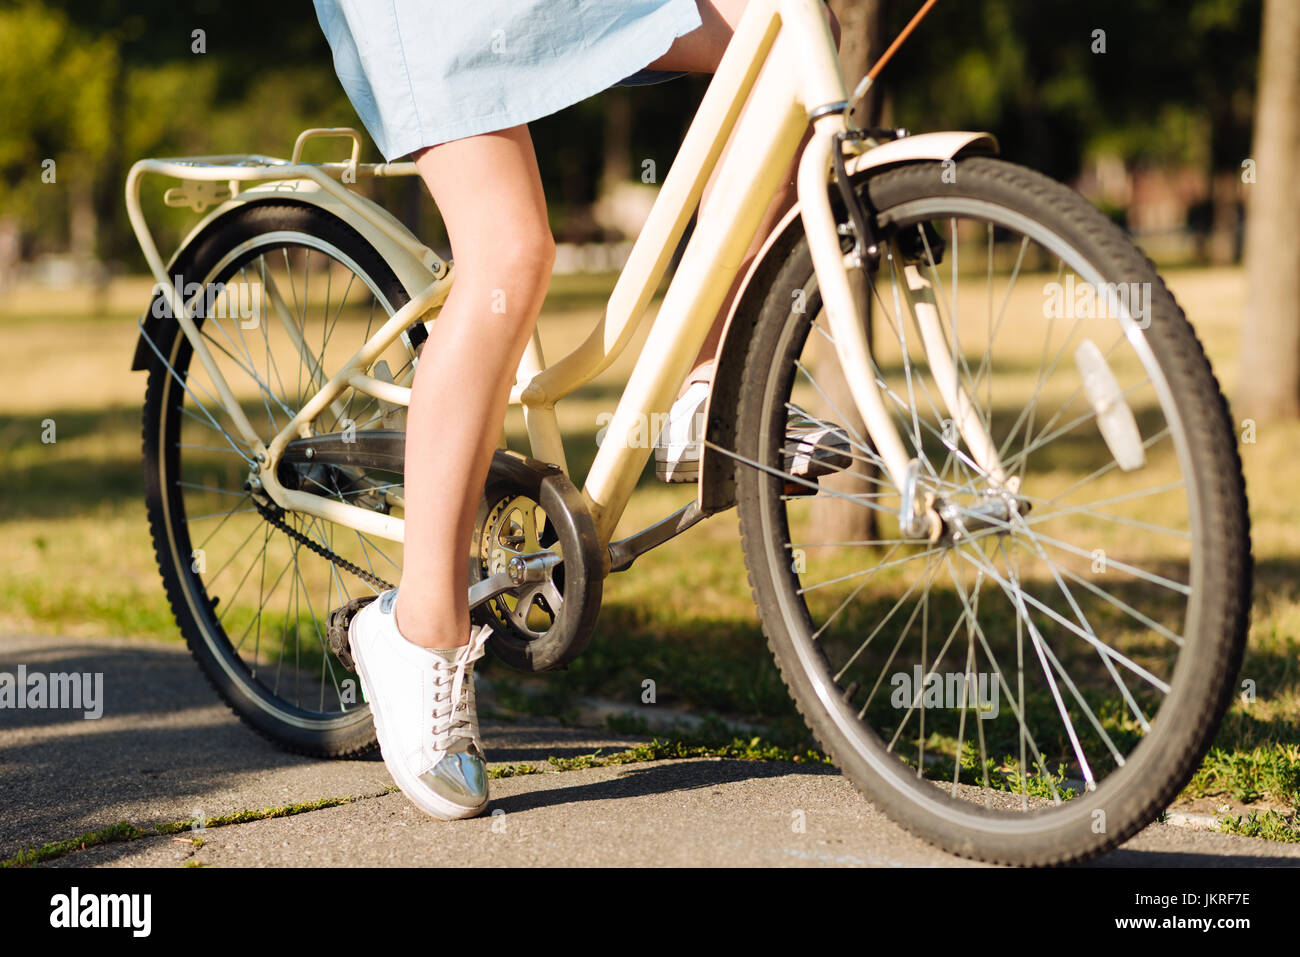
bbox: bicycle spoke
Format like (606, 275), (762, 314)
(760, 191), (1219, 834)
(164, 229), (412, 728)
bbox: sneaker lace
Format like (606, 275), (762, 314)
(430, 625), (491, 753)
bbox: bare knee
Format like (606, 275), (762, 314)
(452, 224), (555, 331)
(498, 226), (556, 293)
(459, 210), (553, 272)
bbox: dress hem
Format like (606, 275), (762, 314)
(374, 1), (703, 160)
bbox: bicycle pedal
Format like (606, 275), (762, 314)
(326, 595), (377, 672)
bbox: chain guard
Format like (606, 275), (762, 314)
(260, 446), (602, 675)
(470, 452), (604, 673)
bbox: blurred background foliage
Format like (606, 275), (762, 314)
(886, 0), (1259, 176)
(0, 0), (1264, 266)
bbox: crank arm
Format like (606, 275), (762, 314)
(607, 501), (707, 573)
(468, 551), (562, 610)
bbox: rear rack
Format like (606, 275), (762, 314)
(125, 127), (442, 297)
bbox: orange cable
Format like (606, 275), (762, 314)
(867, 0), (940, 81)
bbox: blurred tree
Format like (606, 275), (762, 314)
(6, 0), (352, 263)
(0, 0), (1272, 272)
(0, 2), (116, 258)
(1238, 0), (1300, 420)
(834, 0), (888, 126)
(883, 0), (1260, 213)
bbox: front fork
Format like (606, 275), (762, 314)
(796, 114), (1013, 540)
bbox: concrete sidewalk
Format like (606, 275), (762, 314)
(3, 633), (1298, 867)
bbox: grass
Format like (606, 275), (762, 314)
(0, 822), (148, 868)
(3, 264), (1299, 839)
(490, 735), (831, 779)
(1186, 744), (1300, 807)
(1218, 809), (1300, 843)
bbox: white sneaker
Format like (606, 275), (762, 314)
(348, 588), (493, 820)
(654, 380), (710, 483)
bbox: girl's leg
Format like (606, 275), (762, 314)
(394, 125), (554, 651)
(392, 5), (839, 648)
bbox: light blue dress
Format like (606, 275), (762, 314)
(313, 0), (704, 161)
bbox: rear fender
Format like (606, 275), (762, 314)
(130, 178), (443, 370)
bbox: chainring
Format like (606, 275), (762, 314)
(468, 453), (604, 673)
(477, 492), (565, 640)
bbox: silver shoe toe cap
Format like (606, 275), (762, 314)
(418, 744), (488, 811)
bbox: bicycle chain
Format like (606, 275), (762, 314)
(253, 497), (395, 592)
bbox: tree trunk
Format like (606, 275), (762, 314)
(91, 55), (127, 267)
(1239, 0), (1300, 421)
(1207, 91), (1248, 265)
(601, 87), (633, 198)
(832, 0), (888, 128)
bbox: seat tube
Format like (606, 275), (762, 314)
(581, 26), (806, 542)
(516, 329), (568, 473)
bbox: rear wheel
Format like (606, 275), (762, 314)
(141, 200), (416, 756)
(735, 157), (1251, 864)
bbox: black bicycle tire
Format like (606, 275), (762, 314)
(141, 200), (411, 757)
(734, 157), (1251, 865)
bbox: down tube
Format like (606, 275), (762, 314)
(581, 39), (808, 543)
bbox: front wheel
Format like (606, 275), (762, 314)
(735, 157), (1250, 865)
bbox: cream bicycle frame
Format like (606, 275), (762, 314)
(126, 0), (1005, 554)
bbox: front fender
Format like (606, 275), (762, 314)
(697, 131), (999, 513)
(130, 178), (444, 370)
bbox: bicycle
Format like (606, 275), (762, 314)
(126, 0), (1250, 865)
